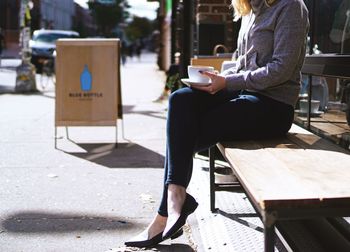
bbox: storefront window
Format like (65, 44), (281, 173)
(304, 0), (350, 54)
(296, 1), (350, 150)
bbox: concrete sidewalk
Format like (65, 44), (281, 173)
(0, 53), (198, 252)
(0, 53), (278, 252)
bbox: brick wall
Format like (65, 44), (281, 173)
(196, 0), (236, 53)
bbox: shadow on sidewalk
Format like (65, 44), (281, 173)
(1, 211), (134, 233)
(114, 243), (194, 252)
(0, 88), (52, 96)
(154, 244), (194, 251)
(217, 209), (263, 233)
(64, 143), (164, 169)
(2, 212), (195, 251)
(113, 243), (194, 252)
(0, 84), (14, 94)
(123, 105), (167, 120)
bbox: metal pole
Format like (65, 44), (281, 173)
(54, 126), (57, 149)
(209, 146), (216, 212)
(307, 0), (316, 130)
(65, 127), (70, 140)
(115, 123), (118, 148)
(180, 0), (194, 78)
(307, 75), (313, 130)
(15, 0), (37, 93)
(171, 0), (177, 64)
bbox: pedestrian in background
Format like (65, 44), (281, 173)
(125, 0), (309, 248)
(121, 40), (128, 65)
(128, 42), (135, 61)
(135, 39), (143, 61)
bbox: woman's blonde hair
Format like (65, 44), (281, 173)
(231, 0), (251, 20)
(231, 0), (277, 20)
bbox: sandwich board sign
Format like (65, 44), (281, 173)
(55, 39), (121, 146)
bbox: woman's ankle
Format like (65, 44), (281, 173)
(168, 184), (186, 197)
(167, 184), (186, 214)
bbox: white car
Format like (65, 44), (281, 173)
(29, 29), (79, 72)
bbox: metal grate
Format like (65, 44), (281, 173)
(189, 158), (287, 252)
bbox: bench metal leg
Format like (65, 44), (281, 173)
(65, 126), (70, 141)
(263, 211), (277, 252)
(209, 146), (216, 212)
(264, 223), (275, 252)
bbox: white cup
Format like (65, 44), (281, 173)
(187, 65), (214, 83)
(299, 99), (320, 113)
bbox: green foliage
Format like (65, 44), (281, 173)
(88, 0), (130, 37)
(125, 16), (155, 42)
(166, 73), (182, 91)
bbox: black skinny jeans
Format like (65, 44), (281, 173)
(158, 87), (294, 217)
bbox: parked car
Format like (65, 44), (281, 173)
(29, 29), (80, 72)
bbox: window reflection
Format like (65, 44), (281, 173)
(304, 0), (350, 54)
(297, 1), (350, 150)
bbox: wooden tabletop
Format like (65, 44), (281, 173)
(294, 110), (350, 147)
(218, 124), (350, 212)
(302, 54), (350, 79)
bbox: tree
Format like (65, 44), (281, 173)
(88, 0), (130, 37)
(125, 16), (155, 42)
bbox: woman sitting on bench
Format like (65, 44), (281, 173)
(125, 0), (309, 247)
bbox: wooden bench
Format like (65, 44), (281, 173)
(209, 124), (350, 252)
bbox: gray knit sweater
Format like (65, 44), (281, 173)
(224, 0), (309, 106)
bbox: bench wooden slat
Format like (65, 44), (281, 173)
(218, 124), (350, 212)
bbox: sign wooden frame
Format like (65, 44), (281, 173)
(55, 39), (122, 147)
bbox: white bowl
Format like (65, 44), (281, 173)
(187, 65), (214, 83)
(299, 99), (320, 113)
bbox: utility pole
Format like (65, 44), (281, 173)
(180, 0), (193, 78)
(15, 0), (37, 93)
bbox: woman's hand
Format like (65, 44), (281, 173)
(190, 71), (226, 94)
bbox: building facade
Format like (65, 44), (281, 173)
(73, 3), (98, 37)
(153, 0), (236, 73)
(195, 0), (237, 55)
(0, 0), (21, 56)
(38, 0), (75, 30)
(0, 0), (95, 57)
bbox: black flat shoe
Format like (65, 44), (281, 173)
(124, 227), (183, 247)
(162, 193), (198, 240)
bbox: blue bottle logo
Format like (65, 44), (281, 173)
(80, 64), (92, 91)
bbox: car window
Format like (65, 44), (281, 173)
(33, 33), (79, 43)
